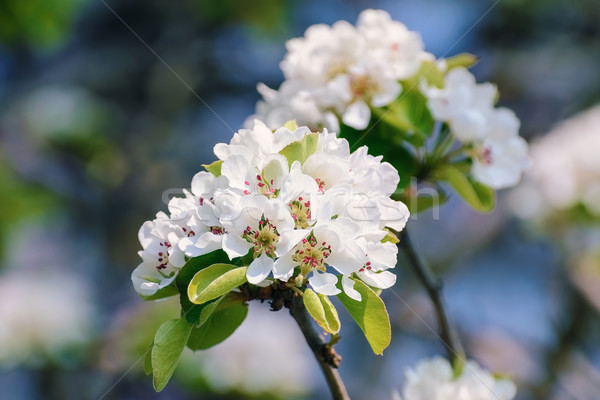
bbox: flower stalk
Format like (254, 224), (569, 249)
(397, 229), (465, 364)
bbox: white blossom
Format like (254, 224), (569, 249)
(252, 9), (430, 131)
(132, 119), (410, 301)
(398, 357), (517, 400)
(424, 67), (497, 142)
(510, 105), (600, 220)
(0, 270), (94, 366)
(424, 69), (529, 189)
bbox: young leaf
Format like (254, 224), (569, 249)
(303, 288), (341, 334)
(282, 119), (298, 131)
(407, 59), (445, 88)
(445, 53), (478, 70)
(151, 318), (192, 392)
(176, 250), (231, 324)
(188, 264), (248, 304)
(336, 278), (391, 355)
(202, 160), (223, 177)
(187, 293), (248, 351)
(279, 133), (319, 165)
(440, 165), (495, 213)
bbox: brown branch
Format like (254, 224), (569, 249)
(242, 282), (350, 399)
(287, 294), (350, 400)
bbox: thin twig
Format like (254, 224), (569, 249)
(398, 229), (465, 364)
(288, 294), (350, 400)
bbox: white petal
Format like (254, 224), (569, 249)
(222, 233), (251, 259)
(309, 271), (341, 296)
(247, 253), (274, 284)
(273, 253), (296, 281)
(342, 100), (371, 130)
(342, 275), (362, 301)
(359, 270), (397, 289)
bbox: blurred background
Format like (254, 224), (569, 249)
(0, 0), (599, 399)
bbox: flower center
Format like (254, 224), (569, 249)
(315, 178), (326, 193)
(358, 261), (372, 273)
(210, 226), (226, 235)
(292, 233), (331, 276)
(242, 215), (280, 257)
(478, 147), (493, 166)
(288, 196), (312, 229)
(156, 241), (172, 270)
(244, 174), (278, 197)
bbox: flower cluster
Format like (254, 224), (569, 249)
(510, 105), (600, 220)
(132, 120), (409, 300)
(394, 357), (516, 400)
(423, 68), (529, 189)
(251, 9), (529, 191)
(251, 9), (431, 131)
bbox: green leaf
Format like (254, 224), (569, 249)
(337, 278), (391, 355)
(176, 250), (231, 324)
(282, 119), (298, 131)
(373, 88), (434, 147)
(279, 133), (319, 165)
(187, 293), (248, 351)
(406, 59), (446, 88)
(151, 318), (192, 392)
(381, 228), (400, 244)
(188, 264), (248, 305)
(439, 165), (495, 213)
(140, 285), (179, 301)
(303, 288), (341, 334)
(202, 160), (223, 177)
(143, 341), (153, 376)
(445, 53), (478, 70)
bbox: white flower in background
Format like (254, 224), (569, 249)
(471, 109), (529, 189)
(424, 67), (497, 142)
(424, 68), (529, 189)
(0, 270), (93, 366)
(252, 9), (430, 131)
(356, 9), (430, 80)
(132, 119), (410, 301)
(250, 81), (340, 132)
(510, 105), (600, 220)
(397, 357), (517, 400)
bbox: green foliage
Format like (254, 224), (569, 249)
(303, 288), (341, 334)
(336, 278), (391, 355)
(143, 341), (154, 376)
(282, 120), (298, 131)
(445, 53), (479, 70)
(176, 250), (231, 324)
(187, 293), (248, 351)
(151, 318), (193, 391)
(372, 87), (434, 147)
(405, 60), (446, 89)
(279, 132), (319, 165)
(381, 229), (400, 244)
(202, 160), (223, 177)
(439, 165), (495, 213)
(0, 0), (86, 48)
(188, 264), (248, 304)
